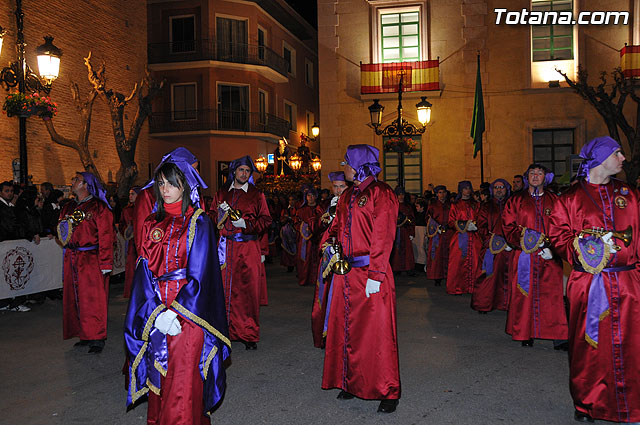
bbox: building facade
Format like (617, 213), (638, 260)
(147, 0), (319, 194)
(0, 0), (150, 188)
(318, 0), (635, 192)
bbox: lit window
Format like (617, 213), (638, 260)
(531, 0), (573, 61)
(381, 11), (420, 63)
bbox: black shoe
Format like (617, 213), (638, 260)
(521, 339), (534, 347)
(336, 390), (354, 400)
(434, 279), (442, 286)
(574, 410), (594, 423)
(554, 341), (569, 351)
(377, 399), (398, 413)
(407, 270), (416, 277)
(74, 340), (90, 347)
(88, 345), (103, 354)
(478, 311), (488, 315)
(287, 266), (294, 273)
(243, 341), (257, 350)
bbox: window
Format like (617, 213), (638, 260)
(172, 83), (197, 121)
(284, 101), (296, 131)
(258, 90), (268, 125)
(383, 136), (422, 193)
(305, 111), (315, 135)
(217, 84), (249, 131)
(380, 11), (420, 63)
(216, 17), (248, 61)
(531, 0), (573, 61)
(305, 59), (314, 87)
(532, 129), (574, 175)
(258, 27), (266, 61)
(283, 41), (296, 76)
(170, 15), (196, 53)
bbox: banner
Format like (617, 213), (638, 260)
(1, 233), (127, 300)
(412, 225), (427, 265)
(361, 60), (440, 94)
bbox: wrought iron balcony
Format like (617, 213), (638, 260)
(148, 39), (289, 77)
(149, 109), (290, 138)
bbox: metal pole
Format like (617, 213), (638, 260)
(15, 0), (28, 185)
(397, 73), (404, 188)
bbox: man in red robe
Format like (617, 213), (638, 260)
(322, 144), (400, 413)
(472, 179), (512, 312)
(120, 186), (140, 298)
(212, 155), (272, 350)
(425, 185), (450, 285)
(446, 181), (482, 294)
(295, 188), (323, 286)
(502, 164), (568, 347)
(280, 194), (298, 272)
(312, 171), (348, 348)
(390, 187), (416, 275)
(58, 172), (114, 353)
(549, 137), (640, 423)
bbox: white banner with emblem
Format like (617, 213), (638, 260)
(0, 233), (126, 300)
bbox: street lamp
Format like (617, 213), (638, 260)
(289, 153), (302, 172)
(368, 71), (431, 188)
(311, 156), (321, 173)
(311, 122), (319, 138)
(254, 155), (268, 173)
(0, 0), (63, 184)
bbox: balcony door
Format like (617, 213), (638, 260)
(218, 84), (249, 131)
(216, 17), (248, 62)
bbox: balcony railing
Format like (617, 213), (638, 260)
(149, 109), (290, 138)
(148, 39), (289, 77)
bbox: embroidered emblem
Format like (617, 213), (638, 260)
(2, 247), (34, 290)
(620, 186), (629, 196)
(615, 196), (627, 209)
(358, 195), (368, 207)
(150, 228), (164, 242)
(544, 208), (551, 216)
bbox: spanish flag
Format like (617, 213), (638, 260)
(361, 60), (439, 94)
(621, 44), (640, 79)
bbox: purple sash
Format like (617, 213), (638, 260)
(458, 232), (469, 259)
(300, 222), (312, 261)
(517, 251), (530, 296)
(280, 223), (297, 256)
(482, 249), (494, 276)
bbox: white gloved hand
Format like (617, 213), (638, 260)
(409, 235), (414, 241)
(101, 269), (112, 274)
(466, 221), (478, 232)
(365, 279), (381, 298)
(261, 255), (265, 263)
(504, 245), (513, 252)
(219, 201), (230, 212)
(154, 310), (182, 336)
(330, 196), (339, 207)
(231, 218), (246, 228)
(602, 232), (615, 249)
(538, 247), (553, 260)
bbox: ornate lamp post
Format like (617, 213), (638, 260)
(0, 0), (63, 184)
(368, 71), (431, 188)
(254, 155), (268, 173)
(310, 155), (321, 173)
(289, 153), (302, 173)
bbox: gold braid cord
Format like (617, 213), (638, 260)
(129, 304), (166, 403)
(171, 301), (232, 348)
(300, 222), (313, 241)
(188, 209), (204, 252)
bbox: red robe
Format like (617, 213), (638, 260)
(60, 197), (114, 341)
(120, 204), (136, 298)
(446, 198), (482, 294)
(212, 184), (272, 342)
(140, 205), (211, 425)
(312, 201), (335, 348)
(549, 180), (640, 422)
(471, 198), (511, 312)
(279, 205), (297, 268)
(425, 199), (450, 280)
(390, 203), (415, 272)
(259, 233), (268, 306)
(322, 176), (401, 400)
(502, 190), (567, 341)
(133, 187), (156, 255)
(295, 203), (323, 286)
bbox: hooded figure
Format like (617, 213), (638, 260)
(390, 186), (415, 274)
(295, 185), (322, 286)
(446, 180), (482, 294)
(425, 184), (451, 284)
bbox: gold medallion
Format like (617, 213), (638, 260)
(615, 196), (627, 209)
(358, 195), (368, 207)
(150, 228), (164, 242)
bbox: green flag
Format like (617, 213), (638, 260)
(470, 54), (485, 159)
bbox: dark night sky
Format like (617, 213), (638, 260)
(285, 0), (318, 29)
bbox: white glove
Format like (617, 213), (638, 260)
(602, 232), (615, 249)
(231, 218), (246, 228)
(219, 201), (230, 212)
(330, 196), (339, 207)
(466, 221), (478, 232)
(154, 310), (182, 336)
(504, 245), (513, 252)
(261, 255), (265, 263)
(538, 247), (553, 260)
(409, 236), (414, 241)
(365, 279), (381, 298)
(101, 269), (112, 274)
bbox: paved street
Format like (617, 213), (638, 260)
(1, 264), (581, 425)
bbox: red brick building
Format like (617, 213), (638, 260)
(0, 0), (150, 188)
(147, 0), (319, 194)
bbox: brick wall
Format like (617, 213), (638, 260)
(0, 0), (150, 189)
